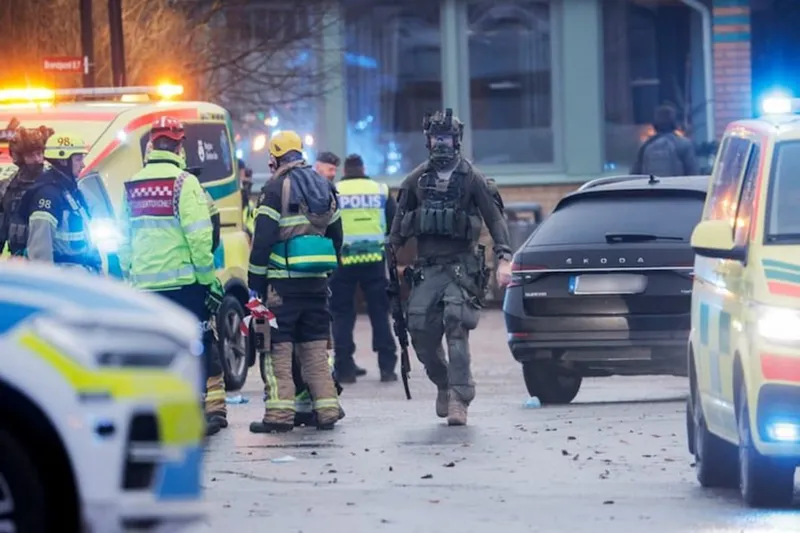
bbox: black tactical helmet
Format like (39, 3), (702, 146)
(423, 108), (464, 150)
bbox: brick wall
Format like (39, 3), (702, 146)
(712, 1), (753, 137)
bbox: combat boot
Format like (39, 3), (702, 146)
(249, 420), (294, 433)
(436, 388), (449, 418)
(205, 416), (222, 437)
(446, 396), (468, 426)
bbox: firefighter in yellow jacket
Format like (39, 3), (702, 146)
(119, 116), (227, 436)
(248, 130), (344, 433)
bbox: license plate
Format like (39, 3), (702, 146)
(570, 274), (647, 295)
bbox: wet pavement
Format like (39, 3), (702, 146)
(193, 310), (799, 533)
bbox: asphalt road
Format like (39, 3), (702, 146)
(193, 310), (799, 533)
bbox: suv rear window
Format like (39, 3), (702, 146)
(531, 192), (705, 246)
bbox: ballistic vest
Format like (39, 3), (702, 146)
(337, 178), (388, 265)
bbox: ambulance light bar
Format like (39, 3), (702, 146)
(54, 84), (184, 100)
(0, 84), (184, 104)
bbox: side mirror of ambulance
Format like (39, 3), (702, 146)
(691, 219), (746, 262)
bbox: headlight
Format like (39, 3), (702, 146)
(89, 219), (123, 253)
(756, 305), (800, 342)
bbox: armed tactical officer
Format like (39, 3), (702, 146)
(388, 109), (513, 426)
(248, 130), (344, 433)
(0, 125), (52, 255)
(10, 132), (101, 270)
(119, 117), (228, 437)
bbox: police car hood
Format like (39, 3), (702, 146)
(0, 262), (199, 345)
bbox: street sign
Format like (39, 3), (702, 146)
(42, 57), (84, 74)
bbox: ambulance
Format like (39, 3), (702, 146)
(0, 261), (205, 531)
(687, 94), (800, 508)
(0, 85), (254, 390)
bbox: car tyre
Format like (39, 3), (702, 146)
(737, 382), (796, 508)
(0, 428), (48, 533)
(691, 379), (738, 488)
(522, 362), (582, 405)
(218, 295), (248, 392)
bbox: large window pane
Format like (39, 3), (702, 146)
(602, 0), (694, 170)
(344, 0), (442, 177)
(468, 0), (553, 165)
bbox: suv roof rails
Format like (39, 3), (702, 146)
(577, 174), (655, 192)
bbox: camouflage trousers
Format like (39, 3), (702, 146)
(405, 263), (480, 404)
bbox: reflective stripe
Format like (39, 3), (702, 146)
(183, 219), (212, 233)
(265, 399), (296, 410)
(30, 211), (57, 226)
(256, 205), (280, 221)
(55, 230), (90, 242)
(267, 269), (326, 279)
(205, 389), (226, 401)
(130, 218), (181, 230)
(341, 252), (383, 265)
(195, 264), (214, 274)
(279, 215), (307, 227)
(269, 252), (338, 268)
(131, 265), (195, 284)
(313, 398), (340, 409)
(248, 264), (268, 275)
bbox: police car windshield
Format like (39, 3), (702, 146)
(766, 140), (800, 242)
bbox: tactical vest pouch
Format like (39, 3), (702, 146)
(399, 210), (416, 238)
(271, 235), (338, 274)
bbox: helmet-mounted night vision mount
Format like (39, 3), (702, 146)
(423, 108), (464, 150)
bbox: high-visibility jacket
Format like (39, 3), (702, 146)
(337, 178), (388, 265)
(118, 150), (215, 290)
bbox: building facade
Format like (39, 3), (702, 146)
(242, 0), (755, 210)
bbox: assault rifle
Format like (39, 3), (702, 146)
(386, 245), (412, 400)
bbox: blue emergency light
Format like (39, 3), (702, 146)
(759, 90), (796, 115)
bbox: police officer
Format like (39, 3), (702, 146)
(0, 125), (53, 255)
(314, 151), (340, 182)
(10, 132), (101, 270)
(248, 130), (343, 433)
(330, 154), (398, 383)
(118, 117), (228, 437)
(388, 109), (513, 426)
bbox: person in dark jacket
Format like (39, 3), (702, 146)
(329, 154), (398, 383)
(630, 105), (700, 177)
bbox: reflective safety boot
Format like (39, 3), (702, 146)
(446, 396), (468, 426)
(436, 389), (449, 418)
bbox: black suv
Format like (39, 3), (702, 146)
(504, 174), (708, 404)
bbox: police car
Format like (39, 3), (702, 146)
(687, 93), (800, 508)
(0, 262), (206, 531)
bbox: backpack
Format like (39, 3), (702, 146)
(281, 166), (337, 231)
(641, 133), (683, 177)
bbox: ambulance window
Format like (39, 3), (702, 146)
(733, 145), (759, 247)
(704, 136), (751, 223)
(138, 123), (234, 184)
(766, 140), (800, 241)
